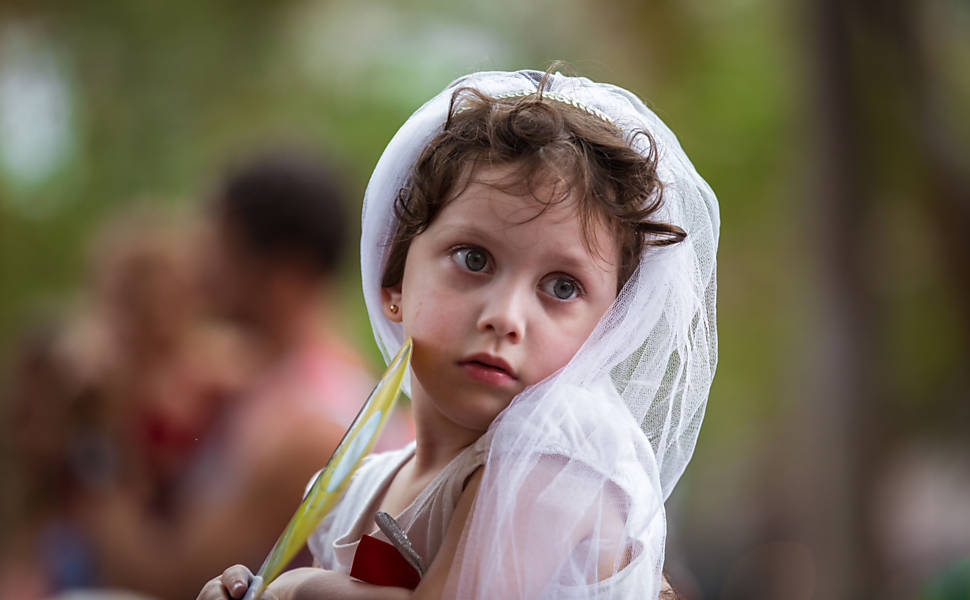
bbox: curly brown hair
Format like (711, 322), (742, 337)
(380, 71), (686, 292)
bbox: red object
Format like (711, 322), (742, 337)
(350, 534), (421, 590)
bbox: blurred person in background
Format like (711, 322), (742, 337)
(88, 208), (250, 517)
(86, 151), (412, 600)
(1, 206), (251, 600)
(0, 321), (106, 599)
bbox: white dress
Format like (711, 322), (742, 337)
(306, 434), (490, 572)
(305, 423), (660, 598)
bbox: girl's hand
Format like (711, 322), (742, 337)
(197, 564), (280, 600)
(197, 565), (412, 600)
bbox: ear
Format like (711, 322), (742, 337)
(380, 285), (403, 323)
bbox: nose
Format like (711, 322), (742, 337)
(477, 279), (527, 342)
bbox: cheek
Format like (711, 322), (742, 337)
(400, 268), (466, 342)
(405, 294), (468, 391)
(405, 292), (463, 343)
(530, 311), (608, 381)
(532, 337), (585, 382)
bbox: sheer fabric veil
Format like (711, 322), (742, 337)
(359, 70), (719, 599)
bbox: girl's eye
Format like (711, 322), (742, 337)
(543, 277), (582, 300)
(453, 247), (489, 272)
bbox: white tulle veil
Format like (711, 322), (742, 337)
(360, 70), (718, 599)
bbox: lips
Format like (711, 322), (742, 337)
(458, 353), (517, 385)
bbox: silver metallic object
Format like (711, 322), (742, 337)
(374, 511), (426, 577)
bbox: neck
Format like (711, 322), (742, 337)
(407, 378), (487, 477)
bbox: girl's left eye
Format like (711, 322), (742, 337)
(542, 277), (582, 300)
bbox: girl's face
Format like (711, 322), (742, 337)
(383, 164), (620, 435)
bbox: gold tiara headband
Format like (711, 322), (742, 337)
(454, 89), (617, 127)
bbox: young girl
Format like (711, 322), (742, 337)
(198, 68), (718, 600)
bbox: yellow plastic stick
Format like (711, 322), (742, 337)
(242, 338), (412, 600)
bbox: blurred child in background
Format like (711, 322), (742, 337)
(1, 205), (248, 599)
(90, 208), (248, 516)
(1, 321), (104, 599)
(85, 151), (411, 600)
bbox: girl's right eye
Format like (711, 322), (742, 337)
(452, 247), (489, 272)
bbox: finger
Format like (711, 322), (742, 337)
(220, 564), (254, 599)
(196, 578), (229, 600)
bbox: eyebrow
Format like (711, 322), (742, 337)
(439, 223), (499, 245)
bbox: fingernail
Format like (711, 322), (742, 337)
(232, 581), (246, 595)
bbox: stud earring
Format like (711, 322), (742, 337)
(389, 304), (399, 314)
